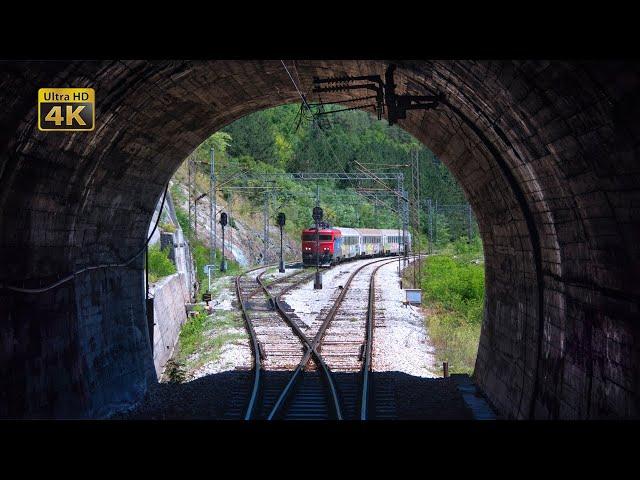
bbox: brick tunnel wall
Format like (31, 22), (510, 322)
(0, 60), (638, 418)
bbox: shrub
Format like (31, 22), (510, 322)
(178, 307), (210, 359)
(147, 244), (177, 283)
(419, 248), (485, 374)
(164, 359), (186, 383)
(175, 208), (189, 236)
(421, 254), (484, 324)
(160, 221), (177, 233)
(189, 239), (242, 295)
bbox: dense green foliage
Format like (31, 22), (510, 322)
(185, 105), (472, 249)
(421, 254), (484, 324)
(222, 105), (466, 205)
(411, 239), (485, 375)
(147, 244), (177, 283)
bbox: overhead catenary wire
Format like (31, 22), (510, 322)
(2, 184), (170, 294)
(280, 60), (362, 191)
(280, 60), (406, 211)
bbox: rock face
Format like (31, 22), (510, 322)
(0, 60), (639, 419)
(172, 182), (300, 268)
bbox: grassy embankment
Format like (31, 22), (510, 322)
(164, 184), (246, 382)
(164, 304), (246, 382)
(405, 236), (484, 375)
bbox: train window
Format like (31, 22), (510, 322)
(303, 233), (332, 241)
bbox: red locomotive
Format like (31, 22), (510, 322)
(302, 222), (338, 267)
(301, 223), (410, 267)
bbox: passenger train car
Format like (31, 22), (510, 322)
(301, 225), (411, 267)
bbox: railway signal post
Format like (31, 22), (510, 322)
(220, 212), (228, 272)
(277, 212), (286, 273)
(312, 206), (323, 289)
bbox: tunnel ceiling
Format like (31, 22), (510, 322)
(0, 60), (639, 419)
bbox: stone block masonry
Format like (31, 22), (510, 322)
(0, 60), (639, 418)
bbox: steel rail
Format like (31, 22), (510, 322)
(237, 264), (322, 420)
(257, 268), (342, 420)
(359, 256), (414, 419)
(244, 268), (308, 300)
(235, 264), (272, 420)
(266, 256), (399, 420)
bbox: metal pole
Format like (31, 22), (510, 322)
(373, 193), (377, 220)
(263, 190), (269, 265)
(210, 147), (216, 265)
(397, 174), (402, 275)
(314, 217), (322, 289)
(313, 202), (323, 290)
(443, 361), (449, 378)
(279, 224), (285, 273)
(229, 191), (233, 256)
(415, 150), (421, 284)
(403, 188), (409, 266)
(221, 224), (227, 272)
(188, 155), (192, 237)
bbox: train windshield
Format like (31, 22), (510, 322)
(302, 234), (332, 241)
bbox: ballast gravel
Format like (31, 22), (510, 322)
(115, 258), (476, 420)
(372, 258), (438, 378)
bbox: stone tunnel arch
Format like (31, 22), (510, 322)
(0, 60), (638, 419)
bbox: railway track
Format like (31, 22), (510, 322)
(233, 255), (409, 420)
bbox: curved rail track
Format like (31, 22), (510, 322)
(234, 255), (415, 420)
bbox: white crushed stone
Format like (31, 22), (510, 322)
(179, 257), (437, 382)
(189, 327), (252, 379)
(186, 266), (305, 381)
(372, 259), (437, 378)
(181, 275), (252, 381)
(206, 276), (236, 311)
(282, 258), (375, 328)
(262, 267), (303, 284)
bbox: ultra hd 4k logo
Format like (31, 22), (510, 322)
(38, 88), (95, 131)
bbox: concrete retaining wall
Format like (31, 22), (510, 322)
(151, 272), (189, 378)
